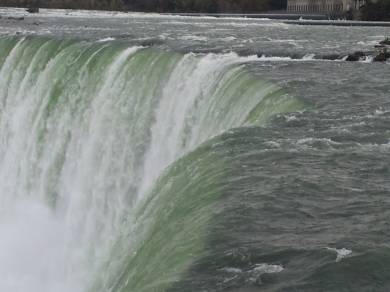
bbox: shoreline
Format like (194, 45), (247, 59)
(2, 7), (390, 26)
(161, 13), (390, 27)
(162, 13), (390, 26)
(162, 13), (329, 20)
(285, 19), (390, 27)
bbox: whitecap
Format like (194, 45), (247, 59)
(286, 115), (297, 121)
(97, 37), (116, 42)
(247, 263), (283, 283)
(219, 267), (243, 273)
(326, 247), (352, 262)
(179, 35), (208, 41)
(263, 141), (281, 148)
(302, 53), (316, 60)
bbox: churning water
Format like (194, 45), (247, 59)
(0, 8), (390, 292)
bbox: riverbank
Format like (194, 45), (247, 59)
(3, 7), (390, 26)
(165, 12), (390, 25)
(162, 13), (329, 20)
(286, 19), (390, 26)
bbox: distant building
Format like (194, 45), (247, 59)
(287, 0), (366, 12)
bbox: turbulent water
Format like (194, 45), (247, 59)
(0, 7), (390, 292)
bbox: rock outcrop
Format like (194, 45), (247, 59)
(379, 37), (390, 45)
(26, 7), (39, 13)
(346, 51), (367, 61)
(346, 38), (390, 62)
(373, 51), (390, 62)
(6, 16), (25, 20)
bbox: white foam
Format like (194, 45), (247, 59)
(296, 137), (342, 146)
(302, 53), (316, 60)
(286, 115), (297, 121)
(0, 199), (81, 292)
(179, 35), (208, 41)
(220, 267), (243, 273)
(264, 141), (281, 148)
(357, 40), (382, 46)
(326, 247), (352, 262)
(375, 108), (384, 115)
(361, 55), (374, 63)
(97, 37), (116, 42)
(248, 263), (283, 283)
(222, 36), (237, 41)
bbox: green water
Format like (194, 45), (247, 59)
(0, 8), (390, 292)
(0, 32), (303, 292)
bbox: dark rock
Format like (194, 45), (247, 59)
(26, 7), (39, 13)
(346, 48), (390, 62)
(353, 51), (366, 58)
(5, 16), (24, 20)
(346, 51), (367, 61)
(319, 54), (340, 61)
(373, 52), (390, 62)
(346, 54), (359, 61)
(379, 37), (390, 45)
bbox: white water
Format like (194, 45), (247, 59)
(0, 35), (294, 291)
(0, 199), (77, 292)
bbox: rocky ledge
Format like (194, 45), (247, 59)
(346, 37), (390, 62)
(26, 7), (39, 13)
